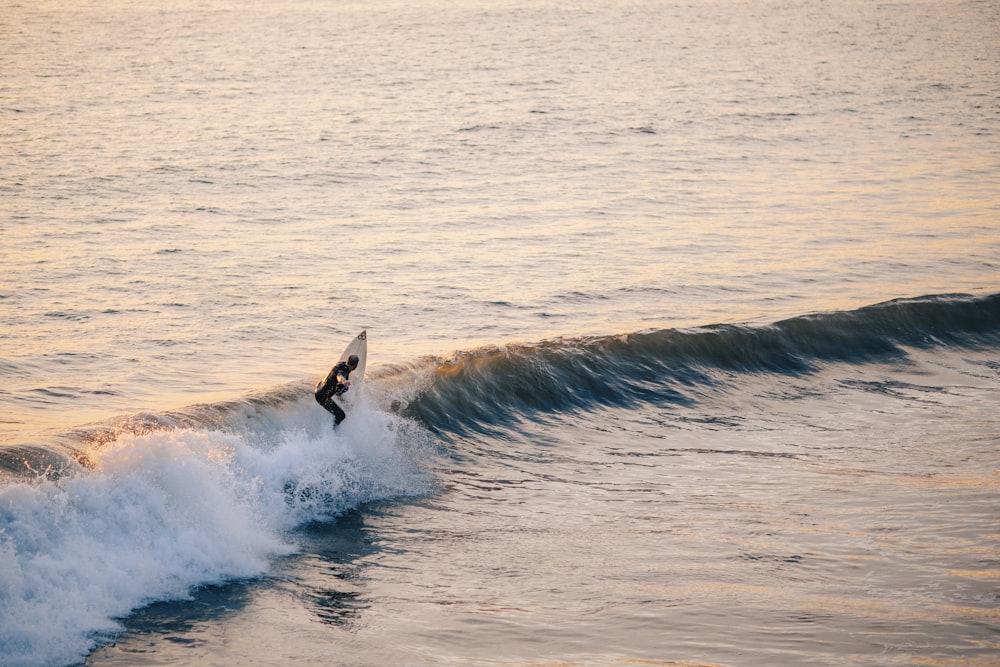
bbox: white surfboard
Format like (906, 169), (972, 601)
(338, 330), (367, 377)
(336, 330), (367, 402)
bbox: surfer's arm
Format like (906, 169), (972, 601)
(316, 360), (356, 405)
(316, 363), (344, 401)
(333, 362), (353, 394)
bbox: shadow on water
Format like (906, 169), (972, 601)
(282, 508), (385, 627)
(108, 582), (256, 645)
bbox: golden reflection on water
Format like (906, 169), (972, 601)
(633, 580), (995, 631)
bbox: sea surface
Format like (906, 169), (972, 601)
(2, 0), (999, 665)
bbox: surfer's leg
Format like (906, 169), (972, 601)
(318, 394), (347, 425)
(330, 400), (346, 425)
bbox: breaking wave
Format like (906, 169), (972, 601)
(1, 292), (998, 666)
(0, 392), (436, 667)
(398, 292), (1000, 435)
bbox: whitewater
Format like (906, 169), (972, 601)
(2, 0), (999, 665)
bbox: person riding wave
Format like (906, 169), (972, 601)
(315, 354), (359, 425)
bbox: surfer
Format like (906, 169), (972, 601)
(315, 354), (359, 425)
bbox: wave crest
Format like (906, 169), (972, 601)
(399, 293), (1000, 435)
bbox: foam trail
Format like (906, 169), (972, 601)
(0, 395), (435, 667)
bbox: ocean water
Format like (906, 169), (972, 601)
(2, 0), (999, 665)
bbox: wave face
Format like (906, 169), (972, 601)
(400, 293), (1000, 435)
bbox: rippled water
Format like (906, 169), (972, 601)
(1, 0), (998, 665)
(4, 0), (998, 440)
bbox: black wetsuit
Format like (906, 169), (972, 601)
(315, 361), (352, 425)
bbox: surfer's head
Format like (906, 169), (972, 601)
(347, 355), (359, 370)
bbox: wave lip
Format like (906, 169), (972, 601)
(400, 293), (1000, 435)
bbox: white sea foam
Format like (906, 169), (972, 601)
(0, 396), (434, 667)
